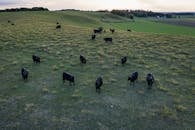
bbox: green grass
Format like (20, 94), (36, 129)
(0, 11), (195, 129)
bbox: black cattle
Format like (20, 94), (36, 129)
(110, 29), (115, 33)
(94, 29), (101, 33)
(146, 73), (154, 89)
(127, 29), (131, 32)
(91, 34), (96, 40)
(56, 25), (61, 29)
(8, 20), (11, 23)
(63, 72), (75, 85)
(32, 55), (40, 64)
(56, 22), (59, 24)
(104, 37), (112, 42)
(128, 72), (138, 85)
(11, 23), (15, 25)
(121, 56), (127, 65)
(95, 77), (103, 93)
(93, 27), (103, 33)
(80, 55), (87, 64)
(21, 68), (29, 80)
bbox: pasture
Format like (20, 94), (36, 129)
(0, 11), (195, 129)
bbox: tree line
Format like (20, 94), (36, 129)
(0, 7), (49, 12)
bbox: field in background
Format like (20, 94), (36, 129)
(0, 11), (195, 129)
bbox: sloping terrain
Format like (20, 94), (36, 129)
(0, 11), (195, 129)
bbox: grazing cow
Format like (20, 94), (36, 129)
(11, 23), (15, 25)
(94, 29), (101, 33)
(91, 34), (96, 40)
(8, 20), (11, 23)
(63, 72), (75, 85)
(110, 29), (115, 33)
(128, 72), (138, 85)
(95, 77), (103, 93)
(121, 56), (127, 65)
(93, 27), (103, 33)
(146, 73), (154, 89)
(127, 29), (131, 32)
(56, 22), (59, 24)
(56, 25), (61, 29)
(104, 37), (112, 42)
(32, 55), (40, 64)
(21, 68), (28, 80)
(80, 55), (87, 64)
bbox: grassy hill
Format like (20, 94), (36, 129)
(0, 11), (195, 129)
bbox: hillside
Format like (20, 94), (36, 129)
(0, 11), (195, 129)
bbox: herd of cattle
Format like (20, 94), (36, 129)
(21, 54), (155, 93)
(20, 23), (155, 93)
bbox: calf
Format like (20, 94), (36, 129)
(56, 25), (61, 29)
(146, 73), (154, 89)
(80, 55), (87, 64)
(91, 34), (96, 40)
(32, 55), (40, 64)
(95, 77), (103, 93)
(104, 37), (112, 42)
(21, 68), (28, 80)
(110, 29), (115, 33)
(121, 56), (127, 65)
(128, 72), (138, 85)
(63, 72), (75, 85)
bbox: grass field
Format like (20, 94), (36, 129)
(0, 11), (195, 129)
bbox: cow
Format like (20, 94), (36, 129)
(8, 20), (11, 23)
(128, 72), (138, 85)
(63, 72), (75, 85)
(56, 22), (59, 24)
(80, 55), (87, 64)
(110, 29), (115, 33)
(95, 77), (103, 93)
(127, 29), (131, 32)
(94, 29), (101, 33)
(11, 23), (15, 26)
(93, 27), (103, 33)
(104, 37), (112, 42)
(121, 56), (127, 65)
(91, 34), (96, 40)
(21, 68), (29, 80)
(146, 73), (155, 89)
(32, 55), (40, 64)
(56, 25), (61, 29)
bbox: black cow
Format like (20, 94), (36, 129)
(104, 37), (112, 42)
(127, 29), (131, 32)
(63, 72), (75, 85)
(56, 25), (61, 29)
(146, 73), (154, 89)
(95, 77), (103, 93)
(56, 22), (59, 24)
(94, 29), (101, 33)
(80, 55), (86, 64)
(91, 34), (96, 40)
(121, 56), (127, 65)
(93, 27), (103, 33)
(128, 72), (138, 85)
(110, 29), (115, 33)
(8, 20), (11, 23)
(11, 23), (15, 26)
(32, 55), (40, 64)
(21, 68), (28, 80)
